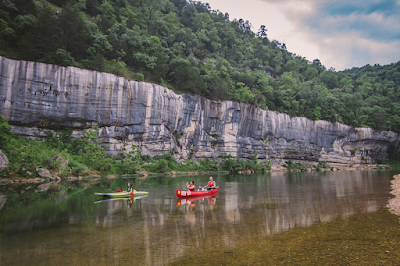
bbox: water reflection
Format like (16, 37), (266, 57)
(0, 170), (396, 265)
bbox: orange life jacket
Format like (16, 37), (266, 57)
(188, 185), (195, 191)
(208, 181), (214, 187)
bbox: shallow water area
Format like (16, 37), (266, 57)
(0, 170), (399, 265)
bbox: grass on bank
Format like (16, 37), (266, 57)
(0, 115), (271, 179)
(2, 114), (398, 179)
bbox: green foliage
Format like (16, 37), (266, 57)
(77, 128), (113, 172)
(219, 153), (236, 172)
(68, 160), (87, 176)
(283, 160), (306, 171)
(4, 137), (64, 177)
(0, 118), (271, 178)
(0, 115), (13, 149)
(387, 144), (400, 161)
(316, 161), (331, 169)
(155, 159), (169, 173)
(218, 153), (269, 172)
(114, 145), (142, 174)
(198, 158), (220, 171)
(1, 0), (400, 135)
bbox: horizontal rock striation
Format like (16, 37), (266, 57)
(1, 56), (399, 164)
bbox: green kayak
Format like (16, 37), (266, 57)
(94, 190), (149, 197)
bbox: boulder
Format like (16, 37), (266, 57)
(0, 149), (9, 172)
(36, 168), (52, 178)
(48, 156), (69, 169)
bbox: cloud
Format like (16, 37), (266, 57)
(314, 34), (400, 70)
(266, 0), (400, 69)
(205, 0), (400, 70)
(308, 0), (400, 42)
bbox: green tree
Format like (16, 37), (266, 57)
(0, 115), (13, 149)
(18, 4), (61, 61)
(58, 2), (90, 59)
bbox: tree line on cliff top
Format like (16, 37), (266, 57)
(1, 0), (400, 133)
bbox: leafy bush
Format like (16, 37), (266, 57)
(114, 145), (142, 174)
(155, 159), (169, 173)
(198, 158), (220, 171)
(0, 115), (13, 149)
(316, 161), (331, 169)
(283, 160), (306, 171)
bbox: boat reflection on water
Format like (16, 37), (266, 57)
(94, 194), (149, 204)
(176, 192), (219, 209)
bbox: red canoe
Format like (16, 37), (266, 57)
(176, 187), (219, 198)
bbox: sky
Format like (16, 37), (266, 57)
(202, 0), (400, 71)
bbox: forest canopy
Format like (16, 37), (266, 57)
(1, 0), (400, 133)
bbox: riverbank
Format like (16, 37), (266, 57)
(0, 115), (396, 185)
(388, 174), (400, 216)
(0, 161), (385, 185)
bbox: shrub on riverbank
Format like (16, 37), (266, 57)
(283, 160), (307, 171)
(0, 117), (271, 178)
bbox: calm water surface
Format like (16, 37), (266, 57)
(0, 170), (398, 265)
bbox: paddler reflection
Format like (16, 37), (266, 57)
(127, 197), (135, 208)
(208, 196), (216, 208)
(176, 195), (217, 210)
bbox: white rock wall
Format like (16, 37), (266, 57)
(1, 56), (399, 164)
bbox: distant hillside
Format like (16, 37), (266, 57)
(0, 0), (399, 132)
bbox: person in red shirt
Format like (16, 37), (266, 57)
(207, 176), (216, 190)
(186, 180), (195, 191)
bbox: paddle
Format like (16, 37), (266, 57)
(117, 189), (134, 196)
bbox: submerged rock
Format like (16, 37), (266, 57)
(0, 193), (6, 211)
(35, 183), (51, 192)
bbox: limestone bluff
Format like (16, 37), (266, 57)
(0, 56), (398, 166)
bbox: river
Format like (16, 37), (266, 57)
(0, 170), (399, 265)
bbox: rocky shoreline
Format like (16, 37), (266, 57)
(388, 174), (400, 216)
(0, 162), (383, 185)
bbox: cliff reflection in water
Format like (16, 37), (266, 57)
(88, 171), (392, 265)
(0, 170), (394, 265)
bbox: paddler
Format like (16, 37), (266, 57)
(207, 176), (216, 190)
(186, 180), (195, 191)
(124, 182), (133, 193)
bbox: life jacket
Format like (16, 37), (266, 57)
(188, 184), (195, 191)
(208, 181), (214, 187)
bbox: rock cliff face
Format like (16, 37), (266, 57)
(1, 56), (399, 165)
(0, 149), (8, 172)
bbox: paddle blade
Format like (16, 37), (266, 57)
(130, 192), (135, 197)
(117, 189), (121, 192)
